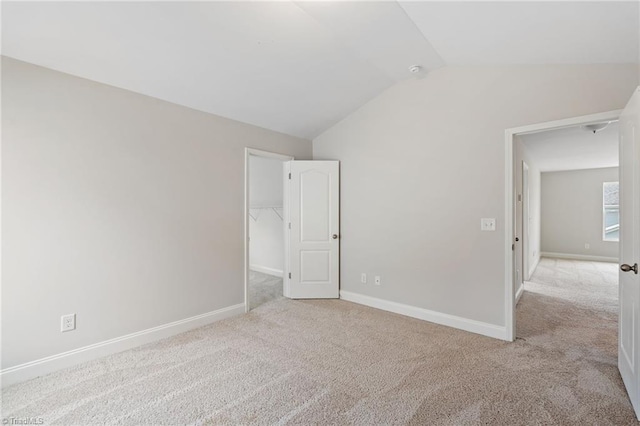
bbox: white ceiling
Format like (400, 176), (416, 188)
(521, 121), (619, 172)
(3, 1), (639, 139)
(399, 1), (639, 65)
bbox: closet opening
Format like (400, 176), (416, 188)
(244, 148), (293, 311)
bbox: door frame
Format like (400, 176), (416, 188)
(504, 109), (622, 341)
(522, 160), (530, 282)
(244, 148), (294, 313)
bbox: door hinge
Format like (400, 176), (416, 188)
(288, 173), (291, 179)
(288, 272), (292, 279)
(288, 222), (291, 229)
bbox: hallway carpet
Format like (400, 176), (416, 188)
(248, 270), (283, 310)
(2, 258), (635, 424)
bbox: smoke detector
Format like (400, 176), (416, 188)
(409, 65), (422, 74)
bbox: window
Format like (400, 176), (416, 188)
(603, 182), (619, 242)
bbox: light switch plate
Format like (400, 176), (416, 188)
(481, 218), (496, 231)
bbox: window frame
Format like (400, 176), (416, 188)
(603, 181), (619, 242)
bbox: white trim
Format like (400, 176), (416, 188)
(522, 161), (530, 281)
(515, 283), (524, 305)
(340, 290), (508, 341)
(505, 110), (622, 137)
(249, 265), (284, 278)
(244, 148), (294, 313)
(505, 128), (515, 341)
(529, 253), (541, 277)
(0, 303), (245, 388)
(283, 161), (292, 298)
(504, 110), (622, 343)
(541, 252), (618, 263)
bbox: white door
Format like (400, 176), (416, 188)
(284, 161), (339, 299)
(619, 87), (640, 418)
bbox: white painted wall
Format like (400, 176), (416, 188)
(515, 137), (542, 282)
(1, 57), (311, 371)
(249, 156), (284, 276)
(527, 164), (542, 276)
(249, 156), (284, 208)
(541, 167), (619, 261)
(313, 64), (637, 330)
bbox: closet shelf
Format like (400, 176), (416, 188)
(249, 206), (284, 221)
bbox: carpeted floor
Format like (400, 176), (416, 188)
(249, 270), (283, 311)
(2, 258), (635, 424)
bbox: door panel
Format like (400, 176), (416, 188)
(301, 170), (331, 242)
(619, 87), (640, 419)
(301, 250), (331, 282)
(286, 161), (339, 299)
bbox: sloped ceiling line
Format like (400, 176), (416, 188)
(3, 1), (638, 139)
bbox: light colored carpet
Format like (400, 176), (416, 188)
(249, 270), (283, 311)
(2, 258), (636, 424)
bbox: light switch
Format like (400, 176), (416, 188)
(481, 218), (496, 231)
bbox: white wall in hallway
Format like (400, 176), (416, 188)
(527, 164), (542, 276)
(515, 137), (542, 285)
(541, 167), (619, 261)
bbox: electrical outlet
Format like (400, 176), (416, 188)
(374, 276), (381, 285)
(361, 273), (367, 284)
(61, 314), (76, 332)
(481, 218), (496, 231)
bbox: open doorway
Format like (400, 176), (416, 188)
(244, 148), (293, 312)
(505, 110), (622, 340)
(520, 120), (619, 323)
(509, 121), (623, 405)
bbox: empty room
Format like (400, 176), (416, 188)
(2, 1), (640, 425)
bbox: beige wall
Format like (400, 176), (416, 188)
(313, 64), (637, 327)
(541, 167), (619, 260)
(1, 57), (311, 369)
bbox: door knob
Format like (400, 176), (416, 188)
(621, 263), (638, 274)
(332, 234), (339, 239)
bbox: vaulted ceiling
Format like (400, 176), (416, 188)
(3, 1), (639, 139)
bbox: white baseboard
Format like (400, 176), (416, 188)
(528, 254), (541, 279)
(541, 252), (618, 263)
(250, 265), (283, 278)
(339, 290), (508, 341)
(515, 284), (524, 305)
(1, 303), (245, 388)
